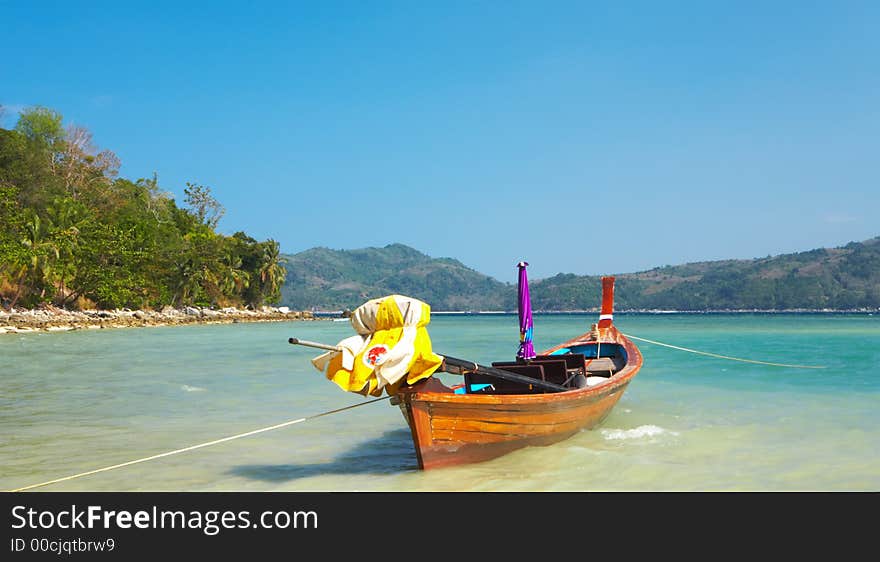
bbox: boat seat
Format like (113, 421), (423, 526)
(535, 353), (586, 369)
(532, 353), (587, 382)
(466, 364), (546, 394)
(493, 360), (569, 387)
(584, 356), (623, 375)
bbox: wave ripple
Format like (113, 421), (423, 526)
(600, 425), (677, 440)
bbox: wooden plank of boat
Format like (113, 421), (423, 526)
(394, 278), (643, 470)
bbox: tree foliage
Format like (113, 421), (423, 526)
(0, 106), (285, 310)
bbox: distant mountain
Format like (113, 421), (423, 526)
(280, 237), (880, 311)
(530, 236), (880, 311)
(611, 236), (880, 310)
(279, 243), (513, 311)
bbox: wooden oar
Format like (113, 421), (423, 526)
(288, 337), (568, 393)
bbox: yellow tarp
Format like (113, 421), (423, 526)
(311, 295), (444, 396)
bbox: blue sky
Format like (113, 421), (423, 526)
(3, 1), (877, 281)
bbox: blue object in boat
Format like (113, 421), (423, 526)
(454, 383), (494, 394)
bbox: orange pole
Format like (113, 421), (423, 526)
(598, 276), (615, 329)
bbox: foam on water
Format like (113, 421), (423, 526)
(181, 385), (206, 392)
(600, 425), (678, 440)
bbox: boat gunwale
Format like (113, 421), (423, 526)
(400, 325), (643, 406)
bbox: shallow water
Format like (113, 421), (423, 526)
(1, 313), (878, 491)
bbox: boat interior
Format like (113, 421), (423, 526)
(459, 342), (628, 395)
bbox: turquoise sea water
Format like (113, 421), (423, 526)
(1, 313), (878, 491)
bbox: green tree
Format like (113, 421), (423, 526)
(170, 229), (228, 307)
(45, 196), (88, 306)
(256, 239), (286, 305)
(1, 118), (64, 210)
(219, 250), (250, 299)
(14, 106), (65, 157)
(17, 211), (60, 307)
(70, 222), (148, 309)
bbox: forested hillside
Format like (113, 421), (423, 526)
(0, 105), (286, 310)
(281, 239), (880, 311)
(280, 244), (512, 311)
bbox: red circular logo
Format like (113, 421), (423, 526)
(363, 344), (389, 367)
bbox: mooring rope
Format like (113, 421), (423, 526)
(621, 333), (826, 369)
(9, 395), (392, 492)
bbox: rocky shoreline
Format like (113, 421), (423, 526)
(0, 305), (319, 335)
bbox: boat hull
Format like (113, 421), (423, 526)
(396, 325), (642, 470)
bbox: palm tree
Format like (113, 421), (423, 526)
(257, 240), (286, 305)
(220, 252), (250, 300)
(172, 257), (205, 307)
(19, 212), (59, 306)
(46, 197), (83, 306)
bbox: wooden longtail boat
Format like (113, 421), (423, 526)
(392, 276), (643, 470)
